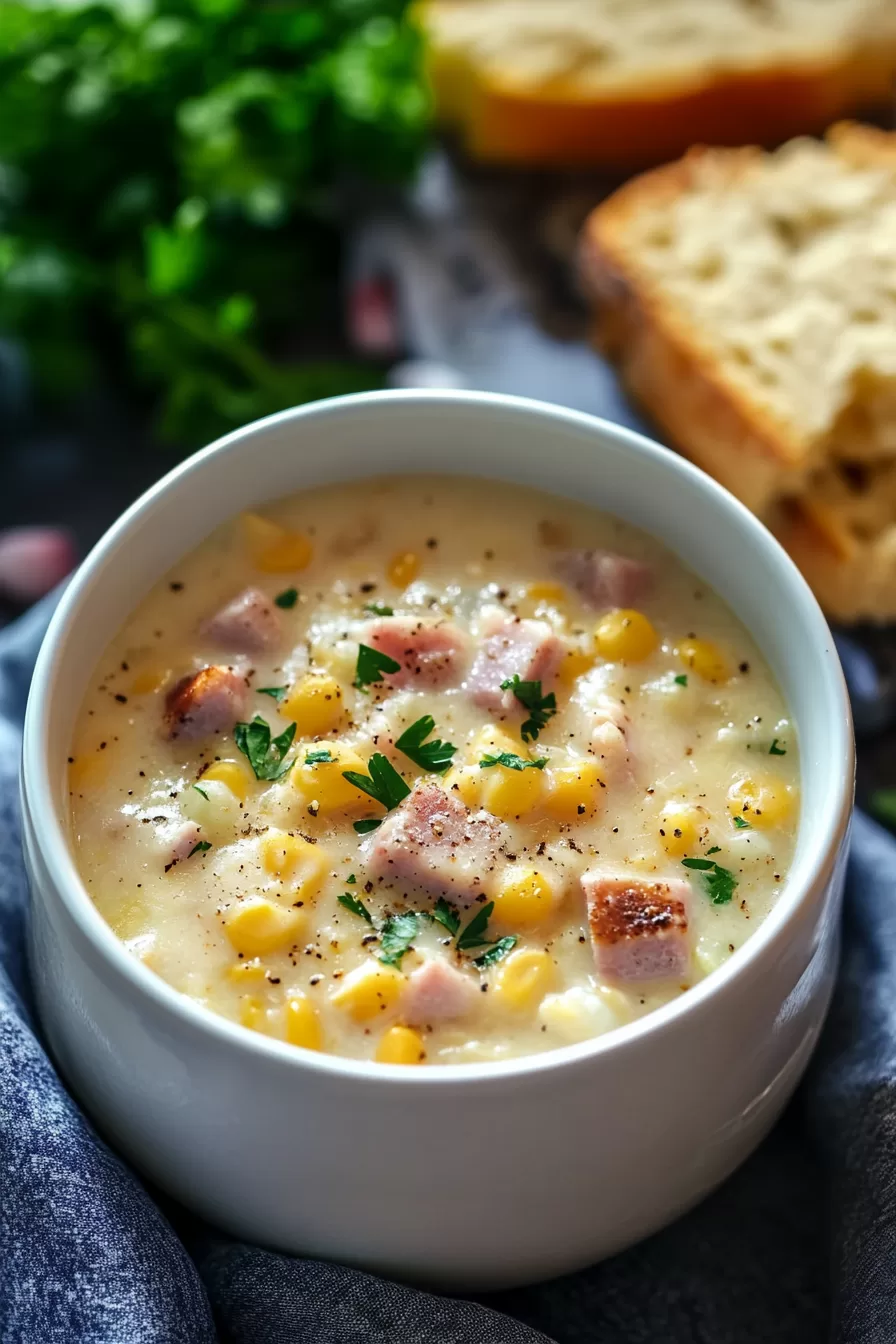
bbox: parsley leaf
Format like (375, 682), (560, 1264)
(456, 901), (495, 952)
(258, 686), (287, 702)
(274, 588), (298, 609)
(378, 912), (419, 968)
(682, 856), (737, 905)
(354, 642), (401, 690)
(769, 739), (787, 755)
(733, 816), (751, 830)
(479, 752), (547, 771)
(395, 715), (456, 774)
(474, 936), (518, 969)
(353, 818), (382, 835)
(871, 790), (896, 829)
(305, 748), (333, 764)
(429, 897), (461, 937)
(342, 753), (410, 813)
(500, 676), (557, 743)
(193, 785), (209, 800)
(234, 715), (296, 781)
(346, 873), (356, 884)
(674, 674), (688, 686)
(337, 892), (373, 924)
(706, 845), (721, 856)
(189, 840), (212, 857)
(364, 602), (394, 616)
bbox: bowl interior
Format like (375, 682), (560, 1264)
(26, 391), (852, 1065)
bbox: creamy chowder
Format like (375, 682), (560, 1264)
(69, 475), (799, 1065)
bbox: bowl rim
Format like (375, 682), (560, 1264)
(23, 389), (855, 1085)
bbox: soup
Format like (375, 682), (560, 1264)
(69, 476), (799, 1065)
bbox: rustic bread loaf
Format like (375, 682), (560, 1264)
(580, 122), (896, 622)
(418, 1), (896, 169)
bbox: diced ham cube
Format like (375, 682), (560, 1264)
(583, 873), (690, 983)
(467, 613), (564, 712)
(161, 819), (202, 871)
(202, 587), (281, 654)
(589, 695), (633, 780)
(368, 617), (467, 689)
(365, 780), (505, 903)
(401, 959), (479, 1026)
(164, 665), (247, 741)
(556, 550), (652, 610)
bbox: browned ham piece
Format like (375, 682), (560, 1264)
(164, 666), (247, 741)
(368, 617), (468, 689)
(556, 550), (652, 611)
(202, 587), (281, 654)
(583, 873), (690, 982)
(466, 614), (564, 712)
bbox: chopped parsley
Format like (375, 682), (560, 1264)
(706, 845), (721, 856)
(674, 674), (688, 687)
(343, 753), (410, 813)
(274, 587), (298, 609)
(474, 936), (518, 969)
(395, 715), (456, 774)
(258, 685), (287, 702)
(346, 873), (357, 884)
(769, 739), (787, 755)
(456, 901), (495, 952)
(305, 748), (333, 764)
(429, 897), (461, 937)
(733, 815), (751, 830)
(192, 784), (209, 801)
(337, 892), (373, 924)
(234, 715), (296, 781)
(871, 790), (896, 829)
(378, 912), (419, 968)
(188, 840), (212, 858)
(363, 602), (394, 616)
(682, 856), (737, 905)
(479, 752), (547, 772)
(500, 676), (557, 743)
(353, 818), (383, 835)
(354, 642), (401, 691)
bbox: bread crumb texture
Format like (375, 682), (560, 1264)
(583, 122), (896, 622)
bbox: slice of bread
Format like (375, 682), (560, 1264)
(580, 122), (896, 622)
(417, 1), (896, 169)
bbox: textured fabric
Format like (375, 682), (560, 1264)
(0, 600), (890, 1344)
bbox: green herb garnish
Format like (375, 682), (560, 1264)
(354, 642), (401, 691)
(682, 856), (737, 905)
(733, 816), (751, 830)
(337, 892), (373, 924)
(674, 674), (688, 687)
(189, 840), (212, 857)
(353, 818), (383, 835)
(706, 845), (721, 856)
(234, 715), (296, 781)
(378, 912), (419, 968)
(500, 676), (557, 743)
(193, 785), (209, 801)
(274, 588), (298, 609)
(474, 936), (518, 969)
(395, 715), (456, 774)
(456, 901), (495, 953)
(479, 752), (547, 772)
(871, 790), (896, 828)
(769, 739), (787, 755)
(346, 873), (356, 884)
(429, 897), (461, 937)
(258, 686), (287, 702)
(343, 753), (410, 814)
(364, 602), (394, 616)
(305, 748), (333, 764)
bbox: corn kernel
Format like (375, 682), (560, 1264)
(558, 643), (594, 685)
(658, 803), (705, 857)
(285, 994), (323, 1051)
(443, 764), (481, 809)
(543, 759), (604, 822)
(594, 609), (657, 663)
(225, 898), (305, 958)
(242, 512), (313, 573)
(526, 581), (568, 605)
(281, 673), (344, 736)
(330, 960), (405, 1022)
(202, 759), (252, 801)
(240, 996), (267, 1032)
(727, 775), (795, 830)
(480, 760), (544, 820)
(375, 1025), (426, 1064)
(492, 865), (560, 929)
(471, 724), (519, 757)
(129, 666), (170, 696)
(387, 551), (420, 587)
(228, 958), (267, 983)
(292, 742), (370, 815)
(493, 948), (555, 1011)
(259, 830), (327, 897)
(677, 637), (729, 683)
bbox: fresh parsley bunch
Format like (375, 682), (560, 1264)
(0, 0), (429, 444)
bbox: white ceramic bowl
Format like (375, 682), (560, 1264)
(22, 392), (853, 1290)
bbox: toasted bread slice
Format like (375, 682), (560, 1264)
(418, 1), (896, 169)
(581, 122), (896, 622)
